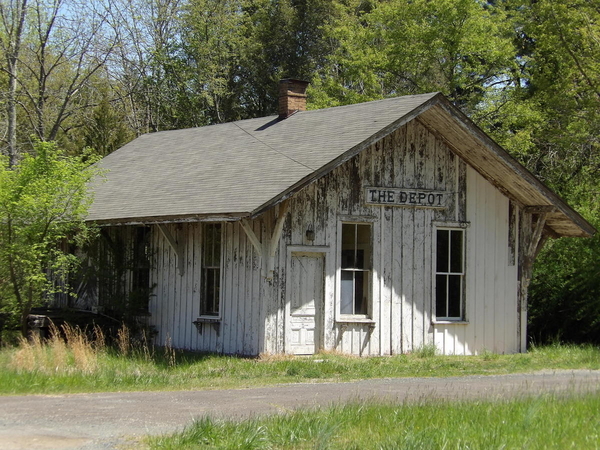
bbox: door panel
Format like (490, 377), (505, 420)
(287, 253), (324, 355)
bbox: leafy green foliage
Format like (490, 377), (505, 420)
(490, 1), (600, 344)
(530, 209), (600, 344)
(0, 141), (99, 335)
(312, 0), (517, 110)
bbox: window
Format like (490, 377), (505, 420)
(340, 223), (371, 316)
(435, 228), (465, 320)
(201, 223), (222, 316)
(131, 226), (152, 312)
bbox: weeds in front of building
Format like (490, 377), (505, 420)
(8, 322), (176, 376)
(1, 338), (600, 396)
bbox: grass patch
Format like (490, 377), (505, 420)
(0, 329), (599, 396)
(147, 392), (600, 449)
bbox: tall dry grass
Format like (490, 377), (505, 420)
(8, 322), (161, 375)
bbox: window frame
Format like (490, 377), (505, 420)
(200, 222), (223, 318)
(338, 220), (374, 320)
(433, 223), (467, 322)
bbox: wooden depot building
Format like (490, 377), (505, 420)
(79, 80), (594, 356)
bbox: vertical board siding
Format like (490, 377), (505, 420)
(141, 119), (519, 356)
(147, 220), (263, 355)
(432, 166), (517, 355)
(278, 121), (518, 356)
(275, 121), (456, 356)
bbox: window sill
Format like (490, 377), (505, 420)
(194, 316), (220, 323)
(337, 317), (376, 326)
(432, 320), (469, 325)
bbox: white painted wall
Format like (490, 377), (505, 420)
(432, 167), (519, 355)
(145, 119), (520, 356)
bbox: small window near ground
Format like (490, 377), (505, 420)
(201, 223), (221, 316)
(340, 223), (371, 316)
(435, 228), (464, 320)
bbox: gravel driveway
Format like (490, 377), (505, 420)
(0, 369), (599, 450)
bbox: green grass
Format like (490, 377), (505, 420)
(1, 338), (599, 395)
(146, 392), (600, 449)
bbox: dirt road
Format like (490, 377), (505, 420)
(0, 369), (599, 449)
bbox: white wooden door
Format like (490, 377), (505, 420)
(287, 252), (324, 355)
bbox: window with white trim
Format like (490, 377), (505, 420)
(435, 228), (465, 320)
(201, 223), (221, 316)
(340, 223), (371, 316)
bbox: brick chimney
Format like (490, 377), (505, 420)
(279, 79), (309, 119)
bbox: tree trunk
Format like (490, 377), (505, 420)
(2, 0), (28, 168)
(7, 57), (19, 168)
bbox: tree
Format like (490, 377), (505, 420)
(0, 0), (117, 159)
(0, 0), (28, 167)
(478, 0), (600, 344)
(312, 0), (517, 111)
(0, 141), (99, 335)
(82, 95), (133, 157)
(107, 0), (187, 133)
(234, 0), (337, 118)
(479, 0), (600, 191)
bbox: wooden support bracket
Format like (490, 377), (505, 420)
(193, 318), (221, 336)
(240, 199), (290, 279)
(527, 212), (548, 260)
(157, 224), (185, 276)
(336, 323), (348, 346)
(269, 200), (290, 258)
(240, 219), (263, 256)
(267, 200), (290, 277)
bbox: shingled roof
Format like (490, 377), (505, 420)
(87, 92), (595, 238)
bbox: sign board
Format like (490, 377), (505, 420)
(365, 187), (448, 209)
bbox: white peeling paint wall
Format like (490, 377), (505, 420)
(147, 119), (520, 356)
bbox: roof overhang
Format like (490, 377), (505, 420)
(92, 212), (248, 227)
(418, 96), (595, 238)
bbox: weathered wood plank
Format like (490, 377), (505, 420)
(472, 168), (486, 354)
(494, 193), (507, 353)
(412, 209), (426, 351)
(402, 123), (416, 352)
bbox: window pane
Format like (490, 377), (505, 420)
(341, 224), (356, 268)
(213, 224), (221, 266)
(450, 230), (463, 273)
(205, 226), (213, 265)
(202, 224), (221, 316)
(356, 224), (371, 270)
(436, 230), (449, 273)
(341, 270), (354, 314)
(436, 274), (447, 317)
(202, 268), (219, 315)
(354, 271), (368, 315)
(448, 275), (462, 318)
(204, 224), (222, 267)
(340, 223), (371, 316)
